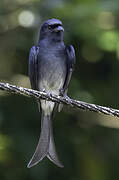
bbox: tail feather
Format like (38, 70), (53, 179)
(47, 119), (64, 167)
(27, 113), (50, 168)
(27, 111), (63, 168)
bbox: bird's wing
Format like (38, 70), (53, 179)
(28, 46), (39, 90)
(63, 45), (75, 93)
(58, 45), (75, 112)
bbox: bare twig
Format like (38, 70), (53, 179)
(0, 82), (119, 118)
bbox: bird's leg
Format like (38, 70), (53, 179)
(59, 88), (65, 96)
(42, 88), (46, 93)
(58, 88), (71, 112)
(59, 88), (70, 100)
(42, 88), (52, 99)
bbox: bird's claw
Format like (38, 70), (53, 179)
(59, 88), (65, 96)
(59, 88), (70, 100)
(42, 88), (46, 93)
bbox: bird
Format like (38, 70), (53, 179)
(28, 18), (75, 168)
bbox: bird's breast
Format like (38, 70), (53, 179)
(38, 51), (67, 95)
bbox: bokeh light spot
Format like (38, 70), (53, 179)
(97, 11), (115, 30)
(18, 10), (35, 27)
(98, 31), (119, 51)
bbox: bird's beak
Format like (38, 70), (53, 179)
(54, 26), (64, 32)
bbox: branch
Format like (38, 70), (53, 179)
(0, 82), (119, 118)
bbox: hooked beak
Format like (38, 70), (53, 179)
(54, 26), (64, 32)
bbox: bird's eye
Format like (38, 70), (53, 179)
(48, 25), (52, 30)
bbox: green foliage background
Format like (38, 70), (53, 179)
(0, 0), (119, 179)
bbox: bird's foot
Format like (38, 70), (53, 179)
(59, 88), (70, 100)
(42, 89), (52, 99)
(59, 88), (65, 96)
(42, 88), (46, 93)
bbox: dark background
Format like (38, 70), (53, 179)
(0, 0), (119, 179)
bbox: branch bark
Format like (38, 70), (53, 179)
(0, 82), (119, 118)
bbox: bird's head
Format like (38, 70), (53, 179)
(39, 19), (64, 42)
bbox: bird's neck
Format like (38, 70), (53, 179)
(38, 38), (64, 49)
(39, 32), (63, 43)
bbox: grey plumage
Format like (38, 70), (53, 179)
(28, 18), (75, 168)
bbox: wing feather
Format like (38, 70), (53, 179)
(28, 46), (39, 90)
(63, 45), (75, 92)
(58, 45), (75, 112)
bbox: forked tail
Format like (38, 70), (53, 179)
(27, 111), (63, 168)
